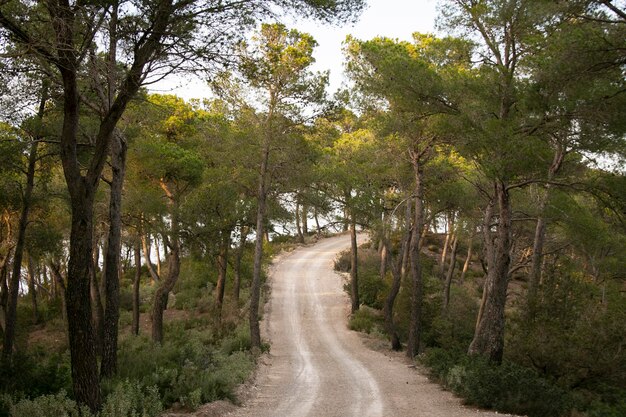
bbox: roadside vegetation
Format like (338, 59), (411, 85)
(0, 0), (624, 416)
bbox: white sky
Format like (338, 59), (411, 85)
(150, 0), (439, 100)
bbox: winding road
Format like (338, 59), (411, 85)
(228, 234), (512, 417)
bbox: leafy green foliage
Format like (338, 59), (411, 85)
(421, 349), (572, 417)
(8, 381), (162, 417)
(348, 308), (384, 334)
(0, 351), (72, 402)
(113, 322), (254, 410)
(335, 247), (387, 309)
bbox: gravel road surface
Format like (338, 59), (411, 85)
(227, 234), (515, 417)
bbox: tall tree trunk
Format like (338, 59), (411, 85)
(101, 132), (127, 378)
(142, 232), (160, 284)
(250, 143), (270, 350)
(439, 213), (454, 277)
(151, 182), (180, 344)
(314, 207), (321, 237)
(215, 232), (230, 315)
(528, 210), (547, 303)
(468, 181), (512, 363)
(151, 244), (180, 344)
(3, 96), (42, 359)
(89, 250), (104, 356)
(233, 226), (248, 304)
(442, 234), (459, 311)
(383, 199), (412, 351)
(41, 266), (50, 299)
(407, 155), (425, 359)
(302, 204), (308, 236)
(350, 215), (359, 314)
(154, 237), (162, 276)
(27, 256), (40, 324)
(132, 242), (141, 336)
(49, 263), (68, 327)
(460, 235), (473, 282)
(295, 202), (304, 243)
(0, 250), (10, 332)
(379, 241), (388, 281)
(528, 142), (564, 303)
(66, 194), (102, 412)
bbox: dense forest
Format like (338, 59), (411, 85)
(0, 0), (624, 416)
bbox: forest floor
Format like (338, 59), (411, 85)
(179, 234), (519, 417)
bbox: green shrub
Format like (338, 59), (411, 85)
(9, 391), (88, 417)
(583, 398), (626, 417)
(420, 349), (572, 417)
(336, 247), (388, 310)
(426, 286), (478, 352)
(348, 308), (383, 334)
(508, 275), (626, 414)
(118, 289), (134, 312)
(333, 249), (351, 272)
(8, 382), (162, 417)
(113, 319), (255, 411)
(0, 351), (72, 399)
(220, 324), (252, 355)
(100, 381), (162, 417)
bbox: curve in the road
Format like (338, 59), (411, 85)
(228, 234), (515, 417)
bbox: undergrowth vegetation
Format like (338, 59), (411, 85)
(0, 234), (285, 417)
(339, 241), (626, 417)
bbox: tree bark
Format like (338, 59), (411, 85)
(295, 202), (304, 243)
(151, 182), (180, 344)
(89, 250), (104, 355)
(3, 93), (42, 359)
(151, 244), (180, 344)
(314, 207), (321, 237)
(350, 216), (359, 314)
(460, 235), (473, 282)
(49, 263), (68, 327)
(383, 199), (412, 351)
(407, 154), (425, 359)
(468, 181), (512, 363)
(154, 237), (162, 276)
(142, 232), (160, 284)
(66, 195), (102, 412)
(528, 142), (564, 303)
(132, 242), (141, 336)
(250, 143), (270, 350)
(233, 225), (248, 304)
(0, 250), (10, 332)
(101, 132), (127, 378)
(27, 256), (40, 324)
(379, 240), (388, 281)
(215, 232), (230, 315)
(302, 204), (308, 236)
(442, 234), (459, 311)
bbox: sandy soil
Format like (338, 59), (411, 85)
(223, 234), (517, 417)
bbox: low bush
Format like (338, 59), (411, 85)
(348, 308), (384, 334)
(8, 391), (87, 417)
(420, 348), (572, 417)
(425, 286), (478, 352)
(8, 381), (162, 417)
(336, 247), (388, 310)
(0, 351), (72, 401)
(113, 319), (254, 411)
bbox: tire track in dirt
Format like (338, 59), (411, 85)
(227, 235), (516, 417)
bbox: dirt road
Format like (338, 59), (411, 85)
(227, 234), (513, 417)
